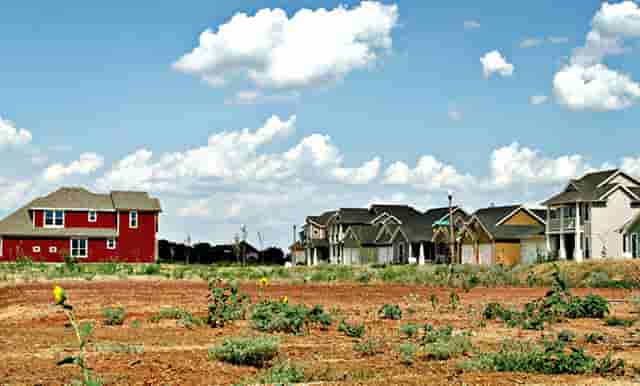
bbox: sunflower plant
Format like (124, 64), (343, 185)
(53, 285), (102, 385)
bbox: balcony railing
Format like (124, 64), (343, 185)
(548, 217), (589, 233)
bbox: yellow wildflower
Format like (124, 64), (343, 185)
(53, 285), (66, 305)
(281, 296), (288, 304)
(259, 277), (269, 287)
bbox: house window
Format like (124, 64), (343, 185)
(106, 238), (116, 250)
(584, 204), (590, 221)
(584, 237), (590, 259)
(564, 207), (575, 218)
(71, 239), (88, 258)
(44, 210), (64, 227)
(633, 234), (639, 259)
(549, 209), (557, 219)
(129, 210), (138, 228)
(33, 246), (40, 253)
(49, 246), (57, 253)
(88, 211), (97, 223)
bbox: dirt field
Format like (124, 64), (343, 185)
(1, 279), (639, 385)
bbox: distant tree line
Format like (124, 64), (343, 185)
(158, 239), (288, 265)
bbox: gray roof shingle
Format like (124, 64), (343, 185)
(472, 205), (545, 240)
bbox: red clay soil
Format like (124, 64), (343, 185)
(0, 280), (638, 385)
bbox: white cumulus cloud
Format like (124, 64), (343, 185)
(43, 153), (104, 182)
(520, 38), (542, 48)
(529, 95), (548, 105)
(480, 50), (514, 78)
(554, 1), (640, 111)
(463, 20), (481, 29)
(0, 117), (32, 147)
(383, 156), (473, 191)
(173, 1), (399, 90)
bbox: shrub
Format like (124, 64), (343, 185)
(253, 361), (305, 384)
(421, 324), (472, 361)
(250, 301), (309, 335)
(605, 316), (635, 327)
(565, 294), (609, 319)
(397, 343), (417, 365)
(399, 323), (419, 339)
(585, 332), (606, 344)
(449, 291), (460, 310)
(308, 304), (333, 330)
(208, 336), (279, 367)
(356, 271), (372, 284)
(462, 338), (624, 376)
(338, 319), (365, 338)
(379, 304), (402, 320)
(207, 280), (250, 328)
(141, 264), (160, 275)
(149, 307), (203, 328)
(102, 306), (126, 326)
(557, 330), (576, 343)
(354, 338), (384, 356)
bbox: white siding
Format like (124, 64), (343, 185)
(590, 189), (640, 259)
(462, 245), (474, 264)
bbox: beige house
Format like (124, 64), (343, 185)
(542, 169), (640, 261)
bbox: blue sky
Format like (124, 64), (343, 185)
(1, 1), (640, 247)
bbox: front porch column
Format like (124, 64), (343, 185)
(307, 248), (312, 266)
(313, 248), (318, 266)
(574, 203), (583, 262)
(418, 243), (425, 265)
(546, 235), (552, 257)
(559, 234), (567, 260)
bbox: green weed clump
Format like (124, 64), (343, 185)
(208, 336), (279, 367)
(399, 323), (419, 338)
(397, 343), (417, 365)
(354, 338), (384, 356)
(252, 361), (305, 384)
(102, 305), (126, 326)
(462, 337), (624, 376)
(421, 324), (472, 361)
(149, 307), (203, 328)
(338, 319), (366, 338)
(207, 279), (250, 328)
(605, 316), (635, 327)
(379, 304), (402, 320)
(250, 300), (332, 335)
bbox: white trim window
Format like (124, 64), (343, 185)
(49, 246), (57, 253)
(70, 238), (88, 258)
(88, 210), (97, 223)
(633, 234), (639, 259)
(129, 210), (138, 228)
(33, 246), (41, 253)
(106, 238), (116, 250)
(44, 210), (64, 228)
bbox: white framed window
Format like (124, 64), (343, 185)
(44, 210), (64, 228)
(633, 234), (639, 259)
(88, 210), (97, 223)
(33, 246), (40, 253)
(70, 238), (88, 258)
(129, 210), (138, 228)
(106, 238), (116, 250)
(49, 246), (57, 253)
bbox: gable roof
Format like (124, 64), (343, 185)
(331, 208), (376, 224)
(345, 224), (380, 245)
(543, 169), (640, 206)
(471, 205), (545, 241)
(307, 210), (337, 227)
(0, 187), (161, 238)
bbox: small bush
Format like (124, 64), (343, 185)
(308, 304), (333, 330)
(338, 319), (365, 338)
(354, 338), (384, 356)
(605, 316), (635, 327)
(565, 294), (609, 319)
(397, 343), (417, 365)
(207, 280), (250, 328)
(208, 336), (279, 367)
(421, 324), (472, 361)
(585, 332), (606, 344)
(149, 307), (203, 328)
(557, 330), (576, 343)
(379, 304), (402, 320)
(462, 338), (624, 376)
(356, 271), (372, 284)
(250, 301), (308, 335)
(253, 360), (305, 384)
(102, 306), (126, 326)
(399, 323), (419, 339)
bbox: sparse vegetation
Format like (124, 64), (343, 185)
(207, 279), (250, 328)
(148, 307), (203, 328)
(339, 319), (366, 338)
(208, 336), (279, 367)
(379, 304), (402, 320)
(102, 305), (126, 326)
(354, 338), (384, 356)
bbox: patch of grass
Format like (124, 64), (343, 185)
(421, 324), (472, 361)
(94, 342), (144, 354)
(338, 319), (365, 338)
(148, 307), (203, 328)
(102, 306), (126, 326)
(353, 338), (384, 356)
(208, 336), (279, 367)
(250, 300), (325, 335)
(399, 323), (419, 339)
(462, 337), (624, 376)
(397, 343), (417, 366)
(605, 316), (635, 327)
(244, 360), (305, 385)
(584, 332), (606, 344)
(379, 304), (402, 320)
(557, 330), (576, 343)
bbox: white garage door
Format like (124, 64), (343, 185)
(521, 240), (545, 265)
(462, 245), (474, 264)
(479, 244), (492, 265)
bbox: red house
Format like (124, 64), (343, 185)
(0, 187), (161, 263)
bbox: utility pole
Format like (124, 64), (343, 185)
(448, 191), (455, 264)
(185, 234), (192, 265)
(240, 225), (247, 265)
